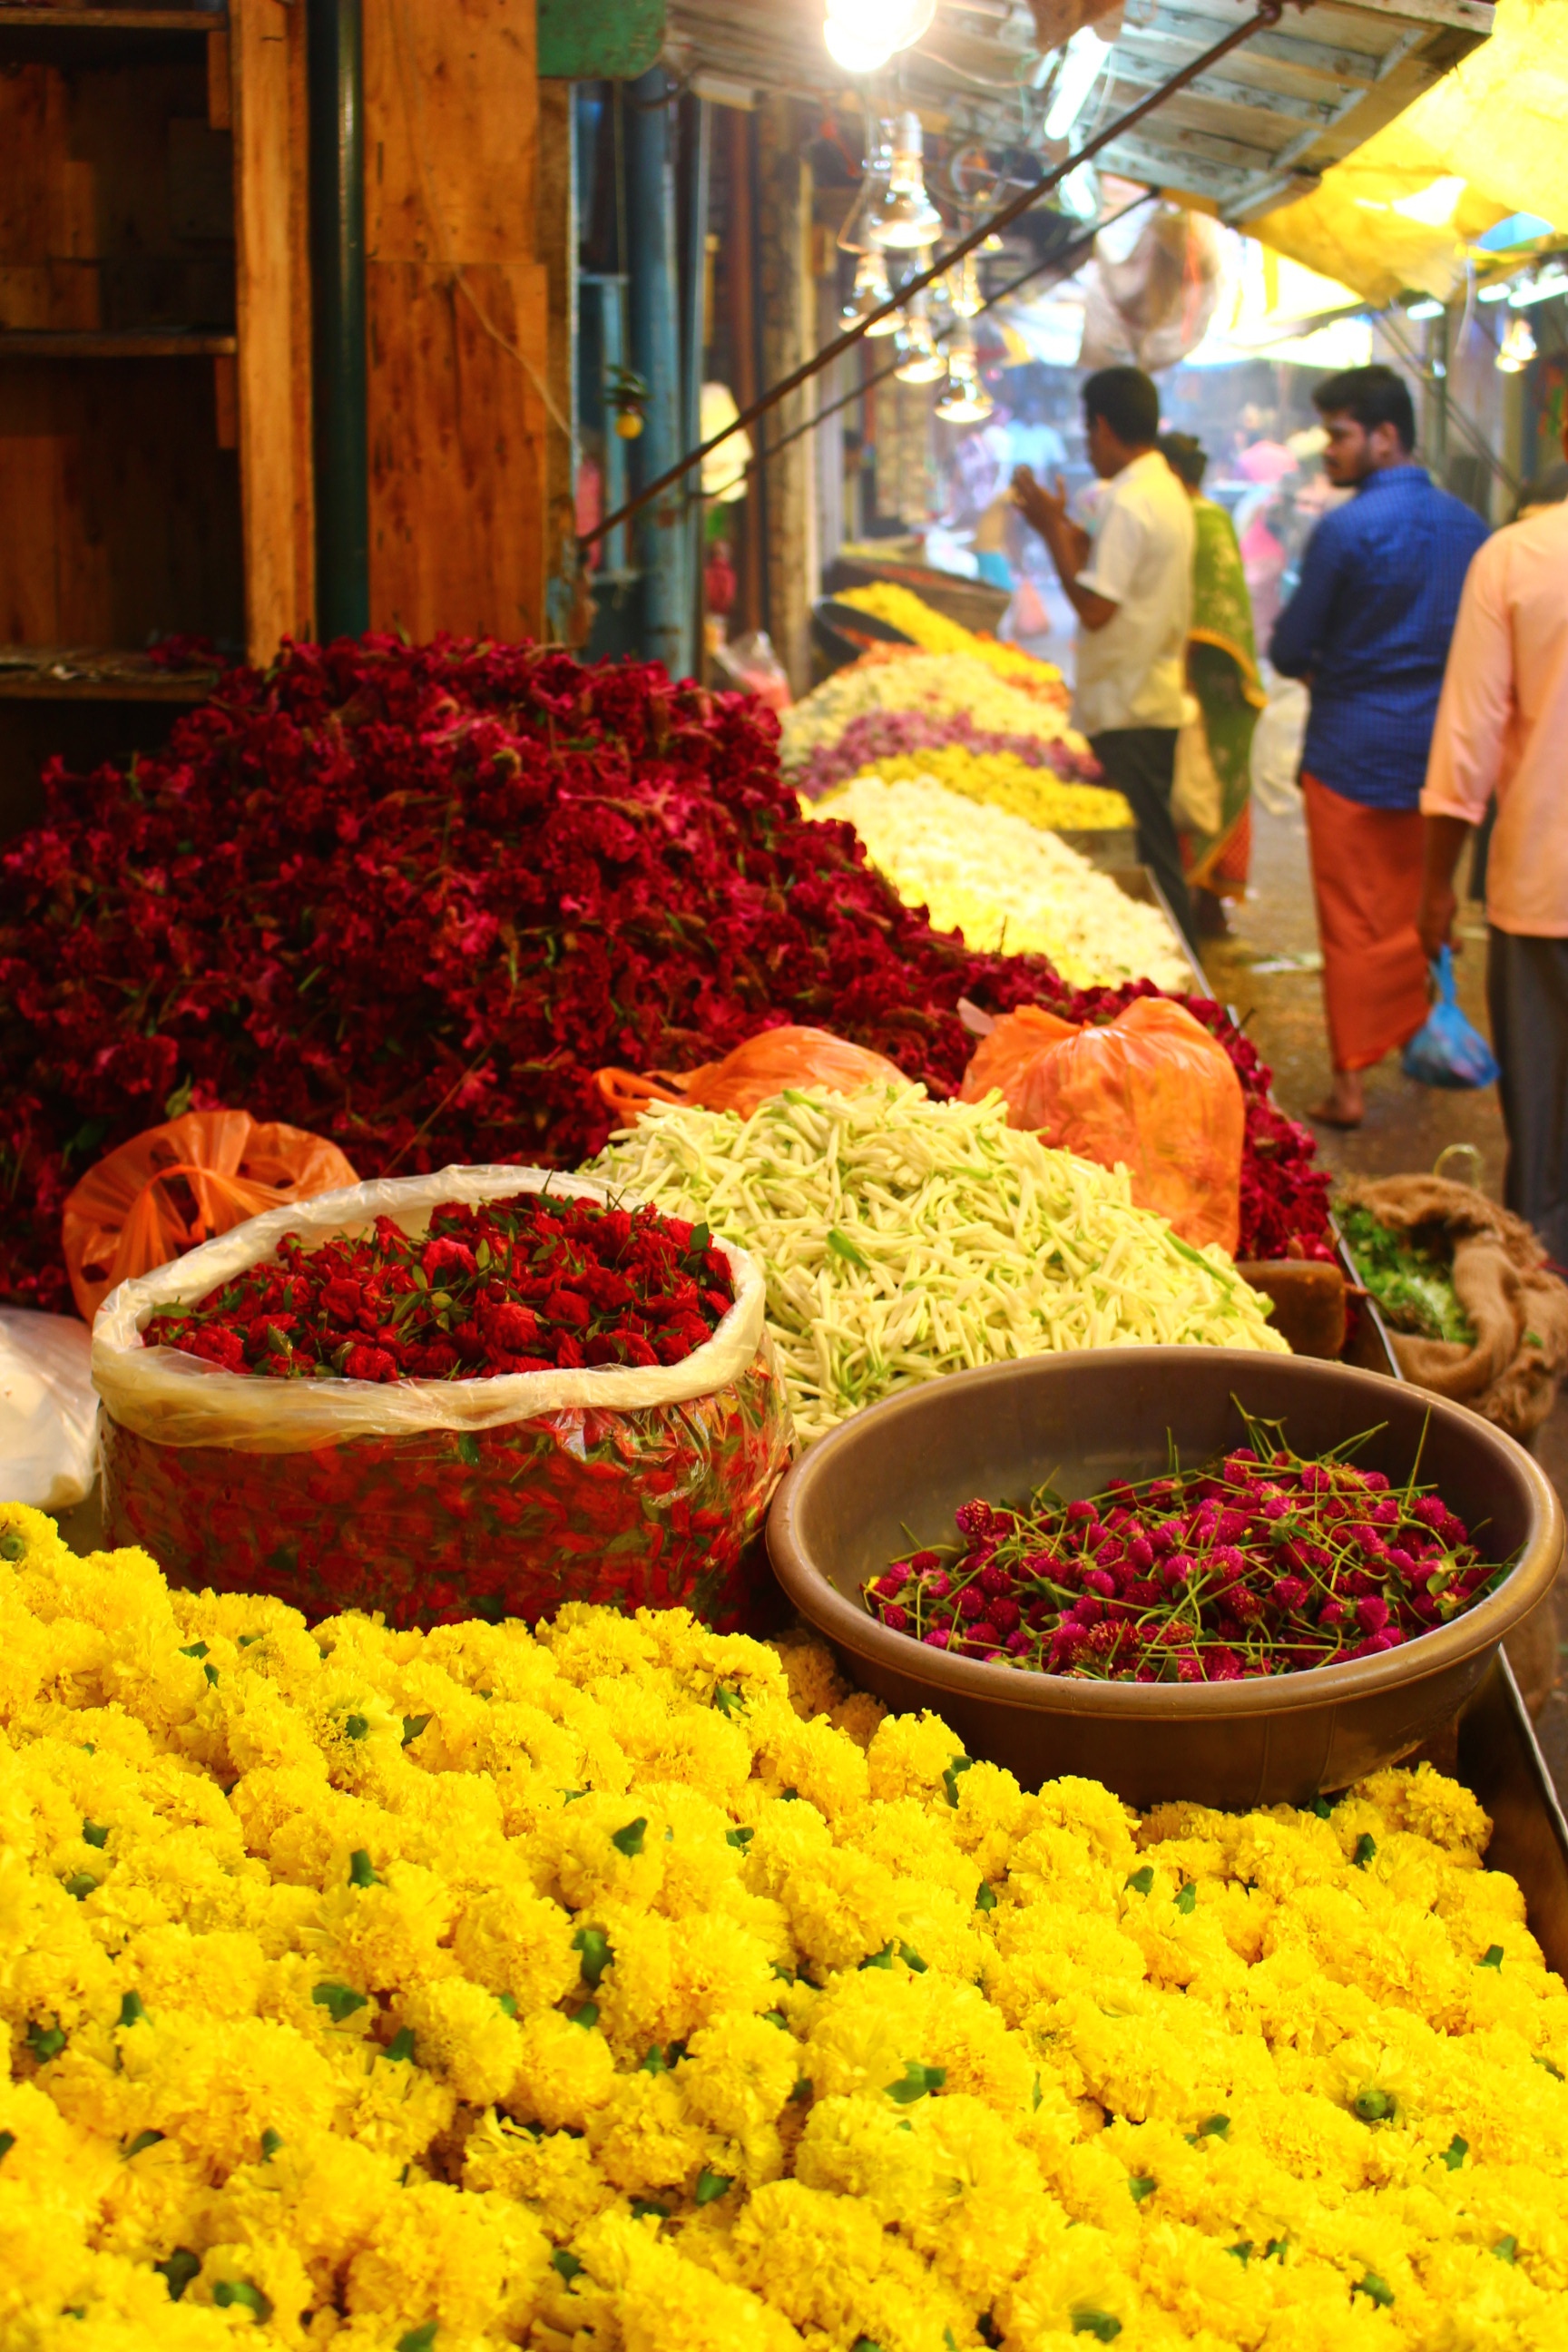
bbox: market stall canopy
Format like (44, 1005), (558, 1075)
(1252, 0), (1565, 302)
(662, 0), (1493, 226)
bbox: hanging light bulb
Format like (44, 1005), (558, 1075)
(936, 331), (993, 421)
(1510, 262), (1568, 307)
(838, 121), (893, 253)
(1057, 162), (1099, 221)
(946, 250), (983, 318)
(1495, 314), (1537, 372)
(894, 290), (946, 383)
(867, 112), (944, 250)
(822, 0), (934, 77)
(842, 249), (898, 332)
(1044, 26), (1111, 142)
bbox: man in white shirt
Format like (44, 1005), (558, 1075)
(1013, 365), (1198, 947)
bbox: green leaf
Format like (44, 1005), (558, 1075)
(344, 1714), (370, 1741)
(1352, 2273), (1394, 2309)
(1071, 2318), (1122, 2343)
(641, 2044), (670, 2074)
(82, 1820), (110, 1849)
(348, 1848), (378, 1888)
(1128, 2174), (1156, 2204)
(552, 2249), (583, 2281)
(0, 2131), (13, 2166)
(1187, 2114), (1230, 2143)
(571, 2001), (600, 2029)
(456, 1433), (481, 1467)
(496, 1993), (518, 2018)
(401, 1713), (432, 1748)
(763, 2009), (789, 2030)
(573, 1926), (612, 1989)
(1174, 1882), (1197, 1915)
(312, 1982), (368, 2024)
(1480, 1944), (1504, 1970)
(212, 2279), (272, 2321)
(179, 1642), (210, 1660)
(64, 1874), (96, 1900)
(204, 1661), (220, 1686)
(711, 1687), (744, 1718)
(260, 2128), (283, 2161)
(1123, 1866), (1154, 1896)
(695, 2167), (733, 2204)
(1227, 2242), (1253, 2266)
(125, 2129), (164, 2158)
(1494, 2236), (1518, 2264)
(975, 1880), (997, 1913)
(1353, 1833), (1377, 1869)
(897, 1943), (927, 1975)
(827, 1226), (870, 1270)
(26, 2021), (65, 2063)
(1441, 2133), (1468, 2170)
(155, 2249), (201, 2303)
(385, 2027), (416, 2063)
(611, 1817), (648, 1857)
(942, 1756), (974, 1808)
(885, 2059), (946, 2105)
(397, 2328), (438, 2352)
(1353, 2089), (1395, 2122)
(1536, 2056), (1564, 2081)
(790, 2075), (813, 2103)
(0, 1528), (26, 1562)
(689, 1222), (711, 1258)
(1311, 1795), (1334, 1819)
(118, 1992), (146, 2029)
(725, 1826), (754, 1849)
(860, 1942), (895, 1971)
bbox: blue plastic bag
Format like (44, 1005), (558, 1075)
(1401, 946), (1500, 1089)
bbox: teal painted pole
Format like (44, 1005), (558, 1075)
(625, 70), (691, 680)
(308, 0), (369, 641)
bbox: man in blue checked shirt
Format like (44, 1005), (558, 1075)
(1270, 366), (1489, 1129)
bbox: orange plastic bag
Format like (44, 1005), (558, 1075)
(62, 1110), (359, 1322)
(595, 1025), (903, 1128)
(961, 998), (1245, 1254)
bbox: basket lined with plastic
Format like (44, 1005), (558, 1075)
(94, 1166), (792, 1631)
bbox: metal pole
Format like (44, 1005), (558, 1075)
(625, 67), (691, 677)
(308, 0), (369, 639)
(683, 96), (712, 669)
(581, 0), (1298, 551)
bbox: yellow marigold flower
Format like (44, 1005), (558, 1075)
(992, 2215), (1137, 2346)
(342, 2175), (550, 2339)
(449, 1876), (578, 2011)
(461, 2109), (619, 2239)
(681, 2011), (803, 2139)
(509, 2004), (616, 2132)
(573, 2206), (800, 2352)
(584, 2068), (713, 2198)
(866, 1708), (967, 1807)
(390, 1976), (522, 2105)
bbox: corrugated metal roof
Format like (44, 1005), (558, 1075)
(663, 0), (1494, 223)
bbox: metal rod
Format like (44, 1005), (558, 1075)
(627, 66), (691, 676)
(307, 0), (369, 638)
(757, 191), (1158, 468)
(1378, 308), (1519, 500)
(580, 0), (1295, 549)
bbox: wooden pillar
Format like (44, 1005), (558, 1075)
(537, 80), (584, 642)
(757, 97), (813, 693)
(231, 0), (315, 660)
(362, 0), (548, 642)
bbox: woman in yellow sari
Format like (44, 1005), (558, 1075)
(1160, 434), (1268, 936)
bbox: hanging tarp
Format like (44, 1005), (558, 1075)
(1255, 0), (1568, 306)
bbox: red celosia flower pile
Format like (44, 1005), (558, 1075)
(0, 636), (1330, 1312)
(0, 638), (1062, 1312)
(864, 1433), (1502, 1683)
(146, 1193), (735, 1383)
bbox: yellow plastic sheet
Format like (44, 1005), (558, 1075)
(1256, 0), (1568, 306)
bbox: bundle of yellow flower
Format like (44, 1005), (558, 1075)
(5, 1497), (1567, 2351)
(842, 744), (1132, 835)
(834, 583), (1064, 701)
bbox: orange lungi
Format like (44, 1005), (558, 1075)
(1302, 770), (1431, 1074)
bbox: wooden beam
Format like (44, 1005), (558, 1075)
(363, 0), (545, 643)
(230, 0), (314, 660)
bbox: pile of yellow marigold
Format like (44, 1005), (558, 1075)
(4, 1498), (1567, 2352)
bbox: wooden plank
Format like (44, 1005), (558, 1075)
(367, 258), (548, 642)
(0, 646), (218, 700)
(230, 0), (313, 659)
(0, 7), (221, 28)
(364, 0), (545, 642)
(365, 0), (537, 268)
(206, 24), (230, 128)
(0, 328), (235, 354)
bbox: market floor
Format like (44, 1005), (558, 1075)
(1198, 794), (1568, 1804)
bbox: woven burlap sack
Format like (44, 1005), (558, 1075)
(1338, 1174), (1568, 1442)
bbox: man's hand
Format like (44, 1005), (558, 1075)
(1011, 464), (1069, 538)
(1417, 877), (1458, 965)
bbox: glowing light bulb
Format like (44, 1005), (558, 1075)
(822, 0), (934, 76)
(868, 112), (943, 250)
(936, 333), (992, 421)
(894, 293), (946, 383)
(946, 250), (983, 318)
(1496, 315), (1536, 372)
(843, 249), (897, 331)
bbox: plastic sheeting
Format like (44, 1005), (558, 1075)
(1255, 0), (1568, 306)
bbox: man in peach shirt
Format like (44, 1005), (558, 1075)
(1419, 420), (1568, 1258)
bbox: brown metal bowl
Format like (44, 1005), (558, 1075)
(767, 1349), (1563, 1808)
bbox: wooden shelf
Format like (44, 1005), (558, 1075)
(0, 648), (220, 701)
(0, 329), (236, 358)
(0, 8), (223, 30)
